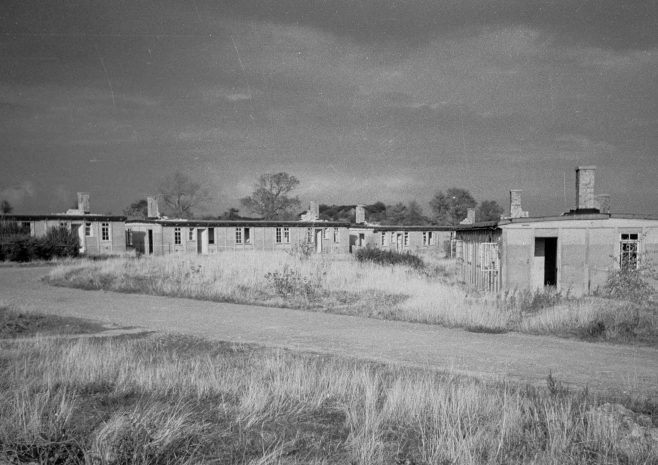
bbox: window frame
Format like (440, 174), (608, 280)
(101, 222), (110, 242)
(84, 222), (92, 237)
(174, 227), (181, 245)
(620, 233), (640, 271)
(188, 227), (195, 241)
(403, 231), (409, 247)
(235, 227), (243, 244)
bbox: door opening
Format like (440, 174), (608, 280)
(534, 237), (558, 287)
(147, 229), (154, 255)
(315, 229), (322, 253)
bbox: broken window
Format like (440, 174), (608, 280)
(620, 233), (639, 271)
(276, 227), (291, 244)
(244, 228), (251, 244)
(174, 227), (181, 245)
(381, 232), (386, 246)
(403, 231), (409, 247)
(188, 227), (195, 241)
(101, 223), (110, 241)
(208, 228), (215, 244)
(84, 222), (92, 237)
(284, 227), (290, 243)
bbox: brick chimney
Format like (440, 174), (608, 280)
(575, 166), (596, 210)
(460, 208), (476, 224)
(77, 192), (90, 213)
(147, 196), (160, 218)
(509, 189), (529, 219)
(595, 194), (610, 214)
(355, 204), (366, 224)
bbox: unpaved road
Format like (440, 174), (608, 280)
(1, 266), (657, 397)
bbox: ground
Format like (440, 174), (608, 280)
(1, 266), (657, 398)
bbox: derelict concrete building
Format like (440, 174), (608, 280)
(126, 198), (350, 255)
(455, 167), (658, 295)
(0, 193), (126, 255)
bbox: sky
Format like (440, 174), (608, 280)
(1, 0), (657, 217)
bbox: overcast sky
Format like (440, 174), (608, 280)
(1, 0), (656, 217)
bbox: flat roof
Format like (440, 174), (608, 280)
(1, 214), (127, 222)
(456, 212), (658, 230)
(126, 219), (351, 228)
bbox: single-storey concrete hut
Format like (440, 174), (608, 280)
(0, 193), (126, 255)
(455, 167), (658, 294)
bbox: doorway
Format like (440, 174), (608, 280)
(147, 229), (154, 255)
(533, 237), (558, 287)
(315, 229), (323, 253)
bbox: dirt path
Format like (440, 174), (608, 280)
(1, 266), (657, 397)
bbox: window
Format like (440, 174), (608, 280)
(429, 232), (435, 245)
(324, 228), (331, 240)
(306, 228), (313, 243)
(174, 227), (181, 245)
(235, 228), (242, 244)
(620, 233), (639, 270)
(188, 227), (195, 241)
(208, 228), (215, 244)
(21, 222), (31, 235)
(381, 232), (388, 246)
(244, 227), (251, 244)
(84, 222), (92, 237)
(276, 227), (291, 244)
(403, 231), (409, 247)
(126, 230), (133, 247)
(333, 228), (339, 243)
(423, 231), (434, 246)
(101, 223), (110, 241)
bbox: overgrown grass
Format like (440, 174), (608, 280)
(46, 252), (658, 345)
(0, 306), (107, 339)
(1, 332), (656, 464)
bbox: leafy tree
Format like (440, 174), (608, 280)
(385, 203), (408, 225)
(158, 171), (209, 219)
(123, 199), (148, 219)
(1, 200), (13, 214)
(476, 200), (504, 222)
(430, 188), (476, 225)
(240, 172), (301, 220)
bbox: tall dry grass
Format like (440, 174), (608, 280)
(1, 334), (656, 464)
(47, 251), (658, 343)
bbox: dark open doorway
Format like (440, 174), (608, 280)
(534, 237), (558, 286)
(147, 229), (154, 255)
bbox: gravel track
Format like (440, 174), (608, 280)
(1, 266), (657, 397)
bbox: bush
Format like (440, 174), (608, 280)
(354, 247), (425, 270)
(0, 226), (79, 262)
(599, 267), (656, 305)
(265, 264), (324, 301)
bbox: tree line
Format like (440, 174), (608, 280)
(2, 171), (503, 225)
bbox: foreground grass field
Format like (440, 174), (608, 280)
(47, 251), (658, 345)
(2, 312), (657, 465)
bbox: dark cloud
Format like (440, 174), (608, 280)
(212, 0), (658, 50)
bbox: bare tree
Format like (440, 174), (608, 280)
(157, 171), (209, 218)
(240, 172), (301, 220)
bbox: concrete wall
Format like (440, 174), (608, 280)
(350, 228), (452, 256)
(501, 218), (658, 295)
(126, 223), (351, 255)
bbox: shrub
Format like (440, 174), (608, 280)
(265, 264), (324, 301)
(599, 267), (656, 305)
(0, 226), (79, 262)
(354, 247), (425, 270)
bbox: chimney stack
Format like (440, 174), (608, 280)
(509, 189), (529, 219)
(595, 194), (610, 214)
(77, 192), (90, 213)
(147, 196), (160, 218)
(575, 166), (596, 210)
(460, 208), (476, 224)
(355, 204), (366, 224)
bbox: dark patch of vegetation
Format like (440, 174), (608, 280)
(0, 307), (106, 338)
(0, 224), (79, 262)
(354, 247), (426, 270)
